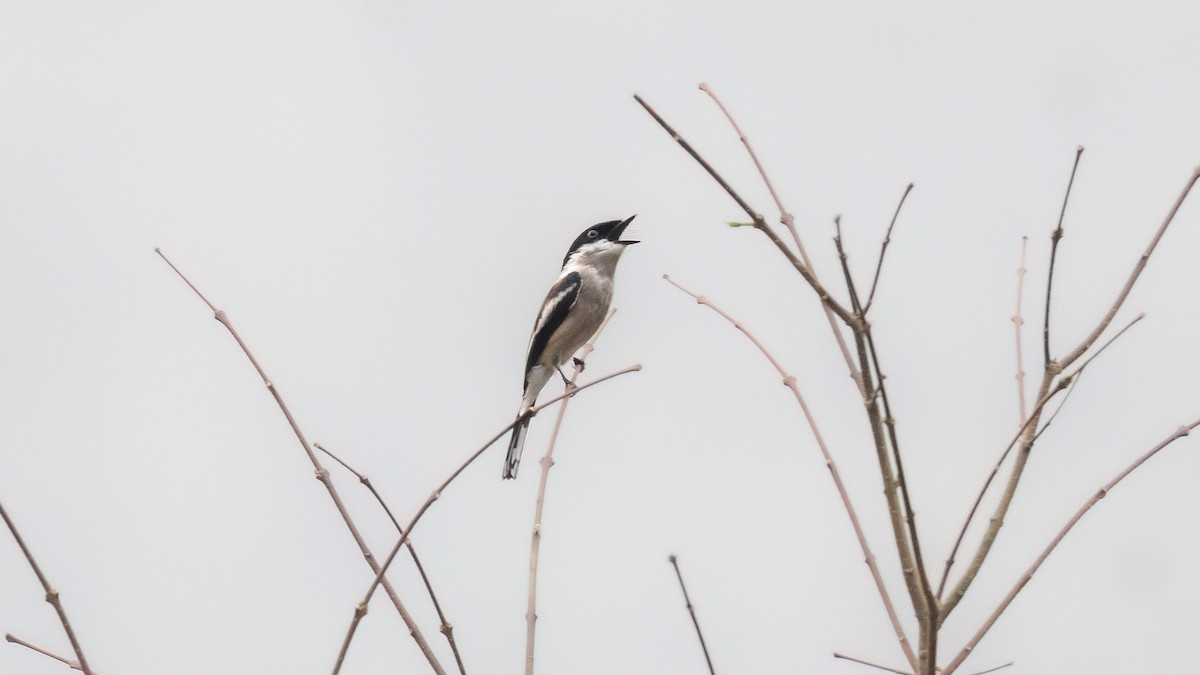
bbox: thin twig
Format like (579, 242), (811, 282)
(697, 82), (866, 398)
(633, 92), (859, 329)
(5, 633), (92, 673)
(1, 501), (94, 675)
(669, 555), (717, 675)
(664, 275), (917, 670)
(936, 313), (1144, 601)
(314, 443), (467, 675)
(1043, 147), (1085, 366)
(1013, 237), (1029, 424)
(334, 365), (642, 672)
(832, 652), (910, 674)
(155, 249), (446, 675)
(941, 417), (1200, 674)
(833, 216), (864, 313)
(526, 309), (616, 675)
(863, 183), (914, 314)
(698, 82), (800, 253)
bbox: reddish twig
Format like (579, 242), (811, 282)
(697, 82), (866, 398)
(669, 555), (717, 675)
(1, 502), (95, 675)
(155, 249), (446, 675)
(314, 443), (466, 675)
(664, 274), (917, 669)
(942, 417), (1200, 674)
(526, 309), (616, 675)
(1013, 237), (1029, 424)
(5, 633), (94, 673)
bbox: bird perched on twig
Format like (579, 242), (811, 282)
(503, 216), (639, 479)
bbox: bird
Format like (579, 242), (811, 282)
(502, 215), (639, 479)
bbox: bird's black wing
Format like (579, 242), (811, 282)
(525, 271), (581, 380)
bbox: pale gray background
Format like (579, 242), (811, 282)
(2, 1), (1199, 673)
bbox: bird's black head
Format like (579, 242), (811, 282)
(561, 215), (639, 267)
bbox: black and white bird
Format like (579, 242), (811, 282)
(502, 216), (639, 479)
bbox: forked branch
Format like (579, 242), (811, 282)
(941, 417), (1200, 674)
(314, 443), (466, 675)
(1, 500), (95, 675)
(334, 364), (642, 674)
(634, 93), (859, 328)
(156, 249), (446, 675)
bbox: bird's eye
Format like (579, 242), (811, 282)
(587, 230), (598, 238)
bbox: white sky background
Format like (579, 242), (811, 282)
(2, 1), (1199, 673)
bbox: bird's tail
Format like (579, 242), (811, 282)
(503, 416), (530, 479)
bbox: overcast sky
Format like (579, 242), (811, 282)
(3, 2), (1199, 674)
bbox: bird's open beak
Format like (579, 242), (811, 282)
(611, 214), (639, 245)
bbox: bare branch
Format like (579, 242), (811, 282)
(314, 443), (466, 675)
(1057, 163), (1200, 370)
(697, 82), (866, 399)
(633, 92), (859, 328)
(833, 216), (864, 313)
(155, 249), (446, 675)
(526, 309), (616, 675)
(938, 156), (1200, 618)
(698, 82), (799, 252)
(1, 502), (95, 675)
(832, 652), (911, 674)
(1013, 237), (1029, 424)
(1043, 147), (1085, 366)
(937, 313), (1144, 605)
(863, 183), (914, 314)
(669, 555), (717, 675)
(942, 417), (1200, 674)
(5, 633), (92, 673)
(335, 365), (642, 672)
(664, 275), (917, 670)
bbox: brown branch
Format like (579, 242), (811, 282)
(314, 443), (466, 675)
(697, 82), (866, 399)
(697, 82), (800, 253)
(1043, 147), (1085, 366)
(1057, 163), (1200, 370)
(1013, 237), (1029, 424)
(155, 249), (446, 675)
(5, 633), (93, 673)
(942, 417), (1200, 674)
(831, 223), (934, 660)
(937, 312), (1144, 606)
(633, 92), (859, 329)
(863, 183), (914, 314)
(1, 502), (95, 675)
(664, 275), (918, 670)
(669, 555), (717, 675)
(334, 365), (642, 673)
(526, 309), (616, 675)
(938, 158), (1200, 619)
